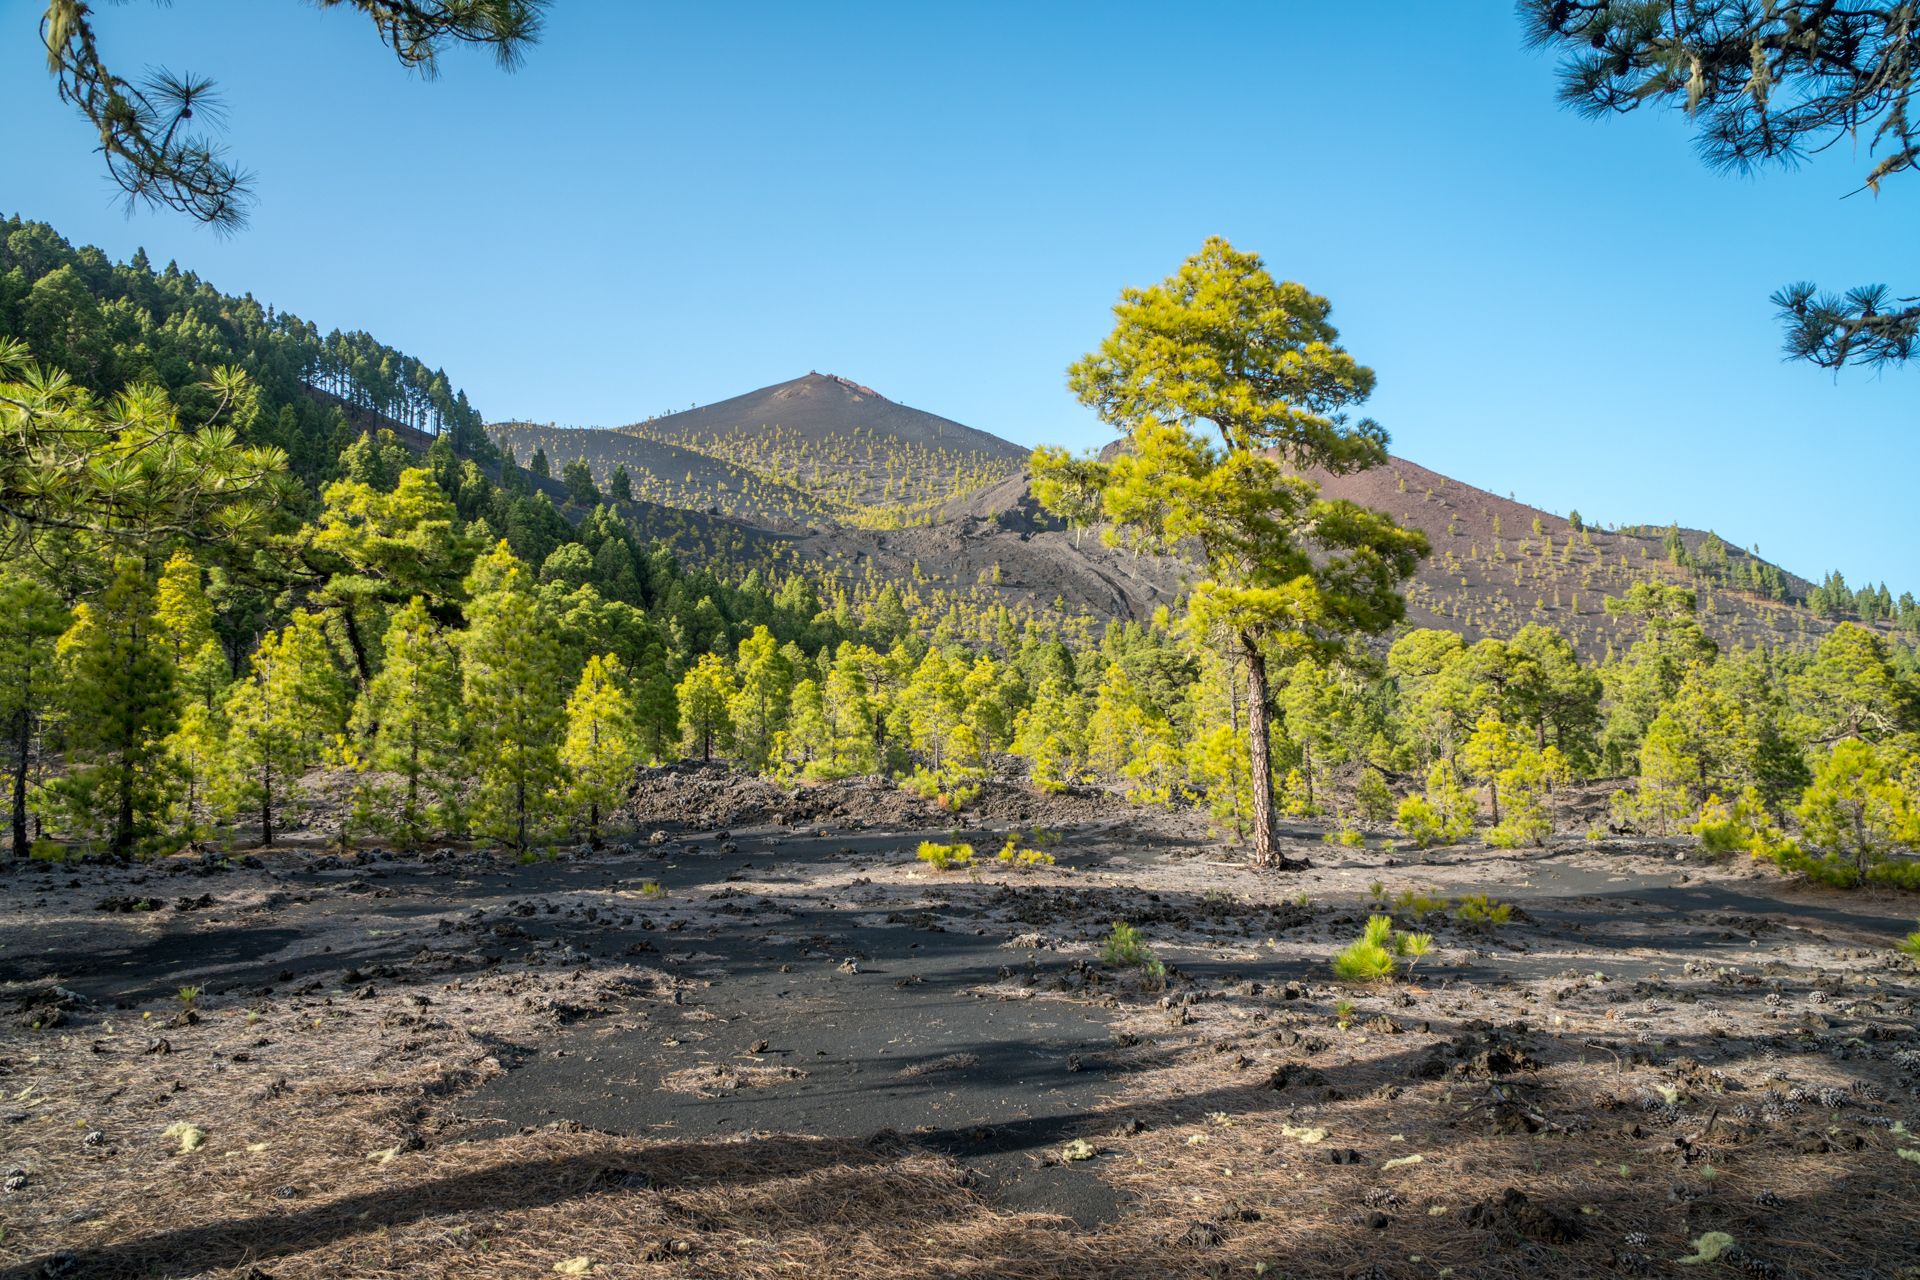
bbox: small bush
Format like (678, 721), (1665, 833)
(1692, 788), (1798, 863)
(916, 840), (974, 872)
(1322, 824), (1365, 848)
(1391, 888), (1451, 919)
(1101, 921), (1153, 967)
(1355, 771), (1395, 824)
(938, 782), (982, 812)
(1487, 802), (1553, 848)
(996, 838), (1056, 870)
(1454, 893), (1512, 929)
(1899, 920), (1920, 961)
(1331, 914), (1398, 983)
(1395, 931), (1434, 973)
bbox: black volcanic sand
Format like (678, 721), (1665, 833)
(5, 811), (1917, 1245)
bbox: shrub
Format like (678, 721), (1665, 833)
(1897, 920), (1920, 962)
(1322, 823), (1365, 848)
(1487, 799), (1553, 848)
(1398, 760), (1476, 848)
(1794, 739), (1920, 880)
(916, 840), (974, 871)
(996, 834), (1056, 869)
(1692, 787), (1798, 862)
(1395, 931), (1434, 973)
(1454, 893), (1512, 929)
(1101, 921), (1152, 967)
(1391, 888), (1451, 919)
(1355, 771), (1395, 824)
(937, 782), (982, 811)
(1331, 915), (1397, 982)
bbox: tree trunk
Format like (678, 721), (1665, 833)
(340, 609), (374, 689)
(1241, 631), (1304, 871)
(260, 761), (275, 847)
(113, 746), (135, 861)
(10, 707), (30, 858)
(516, 770), (528, 853)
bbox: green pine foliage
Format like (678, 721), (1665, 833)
(356, 597), (463, 847)
(52, 560), (183, 858)
(562, 654), (643, 846)
(461, 543), (567, 852)
(221, 611), (350, 845)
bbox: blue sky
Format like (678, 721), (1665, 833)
(3, 0), (1913, 589)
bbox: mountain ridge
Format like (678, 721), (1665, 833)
(488, 376), (1889, 655)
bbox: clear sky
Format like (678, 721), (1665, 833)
(3, 0), (1913, 590)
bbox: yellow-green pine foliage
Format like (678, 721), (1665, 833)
(1794, 738), (1920, 881)
(1087, 662), (1182, 805)
(55, 559), (181, 857)
(222, 610), (349, 845)
(1277, 659), (1357, 811)
(1791, 623), (1918, 746)
(1615, 712), (1699, 835)
(1183, 648), (1252, 833)
(1398, 758), (1476, 848)
(311, 465), (476, 681)
(1461, 709), (1523, 825)
(562, 653), (642, 843)
(1040, 237), (1426, 867)
(154, 550), (229, 708)
(729, 625), (792, 772)
(0, 339), (287, 550)
(1012, 675), (1089, 795)
(676, 652), (736, 763)
(822, 642), (886, 776)
(0, 572), (70, 855)
(955, 654), (1017, 776)
(461, 542), (568, 852)
(154, 551), (231, 838)
(165, 701), (227, 844)
(779, 677), (832, 776)
(897, 647), (966, 774)
(357, 596), (463, 847)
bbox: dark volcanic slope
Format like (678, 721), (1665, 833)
(1315, 454), (1834, 655)
(616, 373), (1028, 512)
(625, 372), (1027, 457)
(489, 422), (830, 532)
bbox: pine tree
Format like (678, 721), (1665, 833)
(823, 643), (885, 776)
(356, 597), (462, 847)
(165, 700), (227, 844)
(780, 677), (833, 775)
(561, 654), (642, 845)
(154, 549), (229, 707)
(896, 647), (966, 774)
(630, 642), (680, 763)
(1038, 238), (1426, 867)
(676, 653), (735, 762)
(223, 611), (350, 846)
(729, 625), (792, 772)
(0, 573), (69, 856)
(55, 559), (181, 857)
(461, 542), (568, 852)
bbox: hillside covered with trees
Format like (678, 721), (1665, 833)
(4, 224), (1918, 893)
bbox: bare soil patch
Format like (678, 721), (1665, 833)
(3, 783), (1917, 1279)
